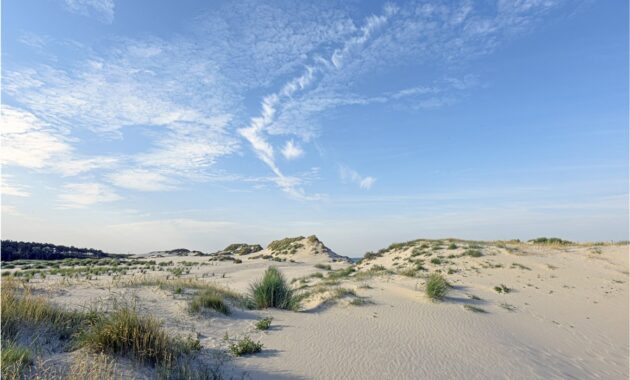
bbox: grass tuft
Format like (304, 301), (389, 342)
(80, 305), (201, 366)
(189, 289), (230, 315)
(425, 273), (448, 301)
(250, 267), (297, 310)
(1, 343), (32, 379)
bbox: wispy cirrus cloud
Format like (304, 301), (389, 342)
(1, 175), (31, 197)
(339, 165), (376, 190)
(58, 183), (121, 208)
(3, 0), (569, 206)
(63, 0), (115, 23)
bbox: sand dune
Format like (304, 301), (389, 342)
(2, 239), (627, 379)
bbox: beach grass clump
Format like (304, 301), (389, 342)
(1, 343), (32, 379)
(80, 305), (201, 366)
(189, 289), (230, 315)
(425, 273), (449, 301)
(228, 336), (263, 356)
(255, 317), (273, 330)
(250, 267), (296, 310)
(1, 279), (85, 342)
(430, 258), (442, 265)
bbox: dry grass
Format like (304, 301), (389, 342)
(79, 303), (201, 366)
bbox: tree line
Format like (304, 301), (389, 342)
(1, 240), (111, 261)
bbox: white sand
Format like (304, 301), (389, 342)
(15, 240), (629, 379)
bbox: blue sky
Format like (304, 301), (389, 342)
(1, 0), (628, 256)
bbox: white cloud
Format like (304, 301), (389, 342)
(1, 106), (72, 169)
(339, 165), (376, 190)
(1, 105), (117, 176)
(4, 0), (567, 202)
(1, 175), (30, 197)
(359, 177), (376, 190)
(107, 169), (174, 192)
(63, 0), (115, 23)
(281, 140), (304, 160)
(58, 183), (121, 208)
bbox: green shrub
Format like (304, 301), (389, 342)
(229, 336), (263, 356)
(189, 289), (230, 315)
(430, 258), (442, 265)
(250, 267), (296, 310)
(447, 243), (457, 250)
(425, 273), (448, 300)
(255, 317), (273, 330)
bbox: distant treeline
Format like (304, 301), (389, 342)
(1, 240), (111, 261)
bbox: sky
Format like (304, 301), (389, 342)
(1, 0), (628, 257)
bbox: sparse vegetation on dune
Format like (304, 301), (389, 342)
(267, 237), (305, 252)
(528, 237), (573, 245)
(1, 279), (210, 378)
(314, 263), (332, 270)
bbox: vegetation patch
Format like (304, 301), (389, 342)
(528, 237), (573, 245)
(80, 305), (201, 366)
(189, 289), (230, 315)
(255, 317), (273, 330)
(250, 267), (297, 310)
(494, 284), (511, 294)
(314, 263), (331, 270)
(267, 237), (305, 252)
(1, 343), (32, 379)
(228, 336), (263, 356)
(425, 273), (449, 301)
(464, 249), (483, 257)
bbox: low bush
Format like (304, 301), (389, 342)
(255, 317), (273, 330)
(229, 336), (263, 356)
